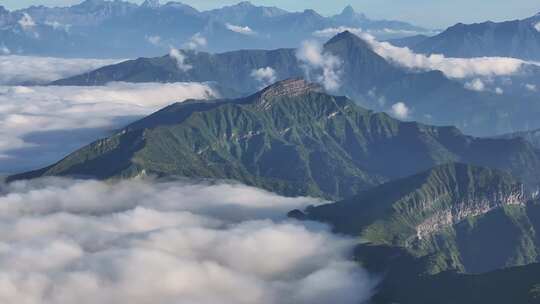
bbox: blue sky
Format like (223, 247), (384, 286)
(2, 0), (539, 28)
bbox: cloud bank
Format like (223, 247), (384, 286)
(0, 55), (121, 85)
(0, 82), (218, 174)
(0, 177), (375, 304)
(361, 33), (529, 79)
(296, 41), (342, 91)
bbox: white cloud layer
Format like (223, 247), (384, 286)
(0, 55), (120, 85)
(251, 67), (277, 87)
(226, 23), (256, 35)
(0, 82), (218, 174)
(0, 177), (375, 304)
(296, 41), (342, 91)
(362, 33), (531, 79)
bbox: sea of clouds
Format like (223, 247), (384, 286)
(0, 54), (376, 304)
(0, 82), (218, 174)
(0, 177), (375, 304)
(0, 55), (121, 85)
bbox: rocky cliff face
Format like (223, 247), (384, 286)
(415, 187), (526, 240)
(259, 78), (322, 99)
(303, 163), (540, 274)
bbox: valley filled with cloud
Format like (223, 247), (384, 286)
(0, 45), (375, 304)
(1, 2), (540, 302)
(0, 79), (218, 173)
(0, 177), (375, 304)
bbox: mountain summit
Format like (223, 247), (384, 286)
(9, 79), (540, 199)
(258, 78), (323, 99)
(141, 0), (160, 9)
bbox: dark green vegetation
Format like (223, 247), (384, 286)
(301, 163), (540, 274)
(10, 79), (540, 201)
(357, 245), (540, 304)
(53, 47), (304, 94)
(53, 31), (540, 136)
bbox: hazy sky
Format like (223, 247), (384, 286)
(2, 0), (539, 28)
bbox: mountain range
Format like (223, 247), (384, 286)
(8, 76), (540, 302)
(53, 31), (540, 136)
(10, 78), (540, 200)
(397, 13), (540, 61)
(0, 0), (430, 58)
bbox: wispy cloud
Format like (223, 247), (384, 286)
(146, 35), (162, 46)
(296, 41), (342, 91)
(44, 20), (71, 32)
(169, 48), (192, 71)
(534, 22), (540, 32)
(465, 78), (486, 91)
(0, 177), (375, 304)
(226, 23), (257, 35)
(0, 45), (10, 55)
(18, 13), (36, 30)
(184, 33), (207, 50)
(526, 83), (537, 92)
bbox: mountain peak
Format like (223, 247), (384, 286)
(325, 30), (370, 48)
(79, 0), (106, 6)
(337, 4), (367, 21)
(235, 1), (255, 8)
(141, 0), (160, 8)
(341, 5), (355, 16)
(259, 78), (323, 99)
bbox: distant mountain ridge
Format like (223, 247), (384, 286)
(399, 13), (540, 61)
(0, 1), (430, 57)
(10, 78), (540, 200)
(53, 31), (540, 136)
(496, 128), (540, 149)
